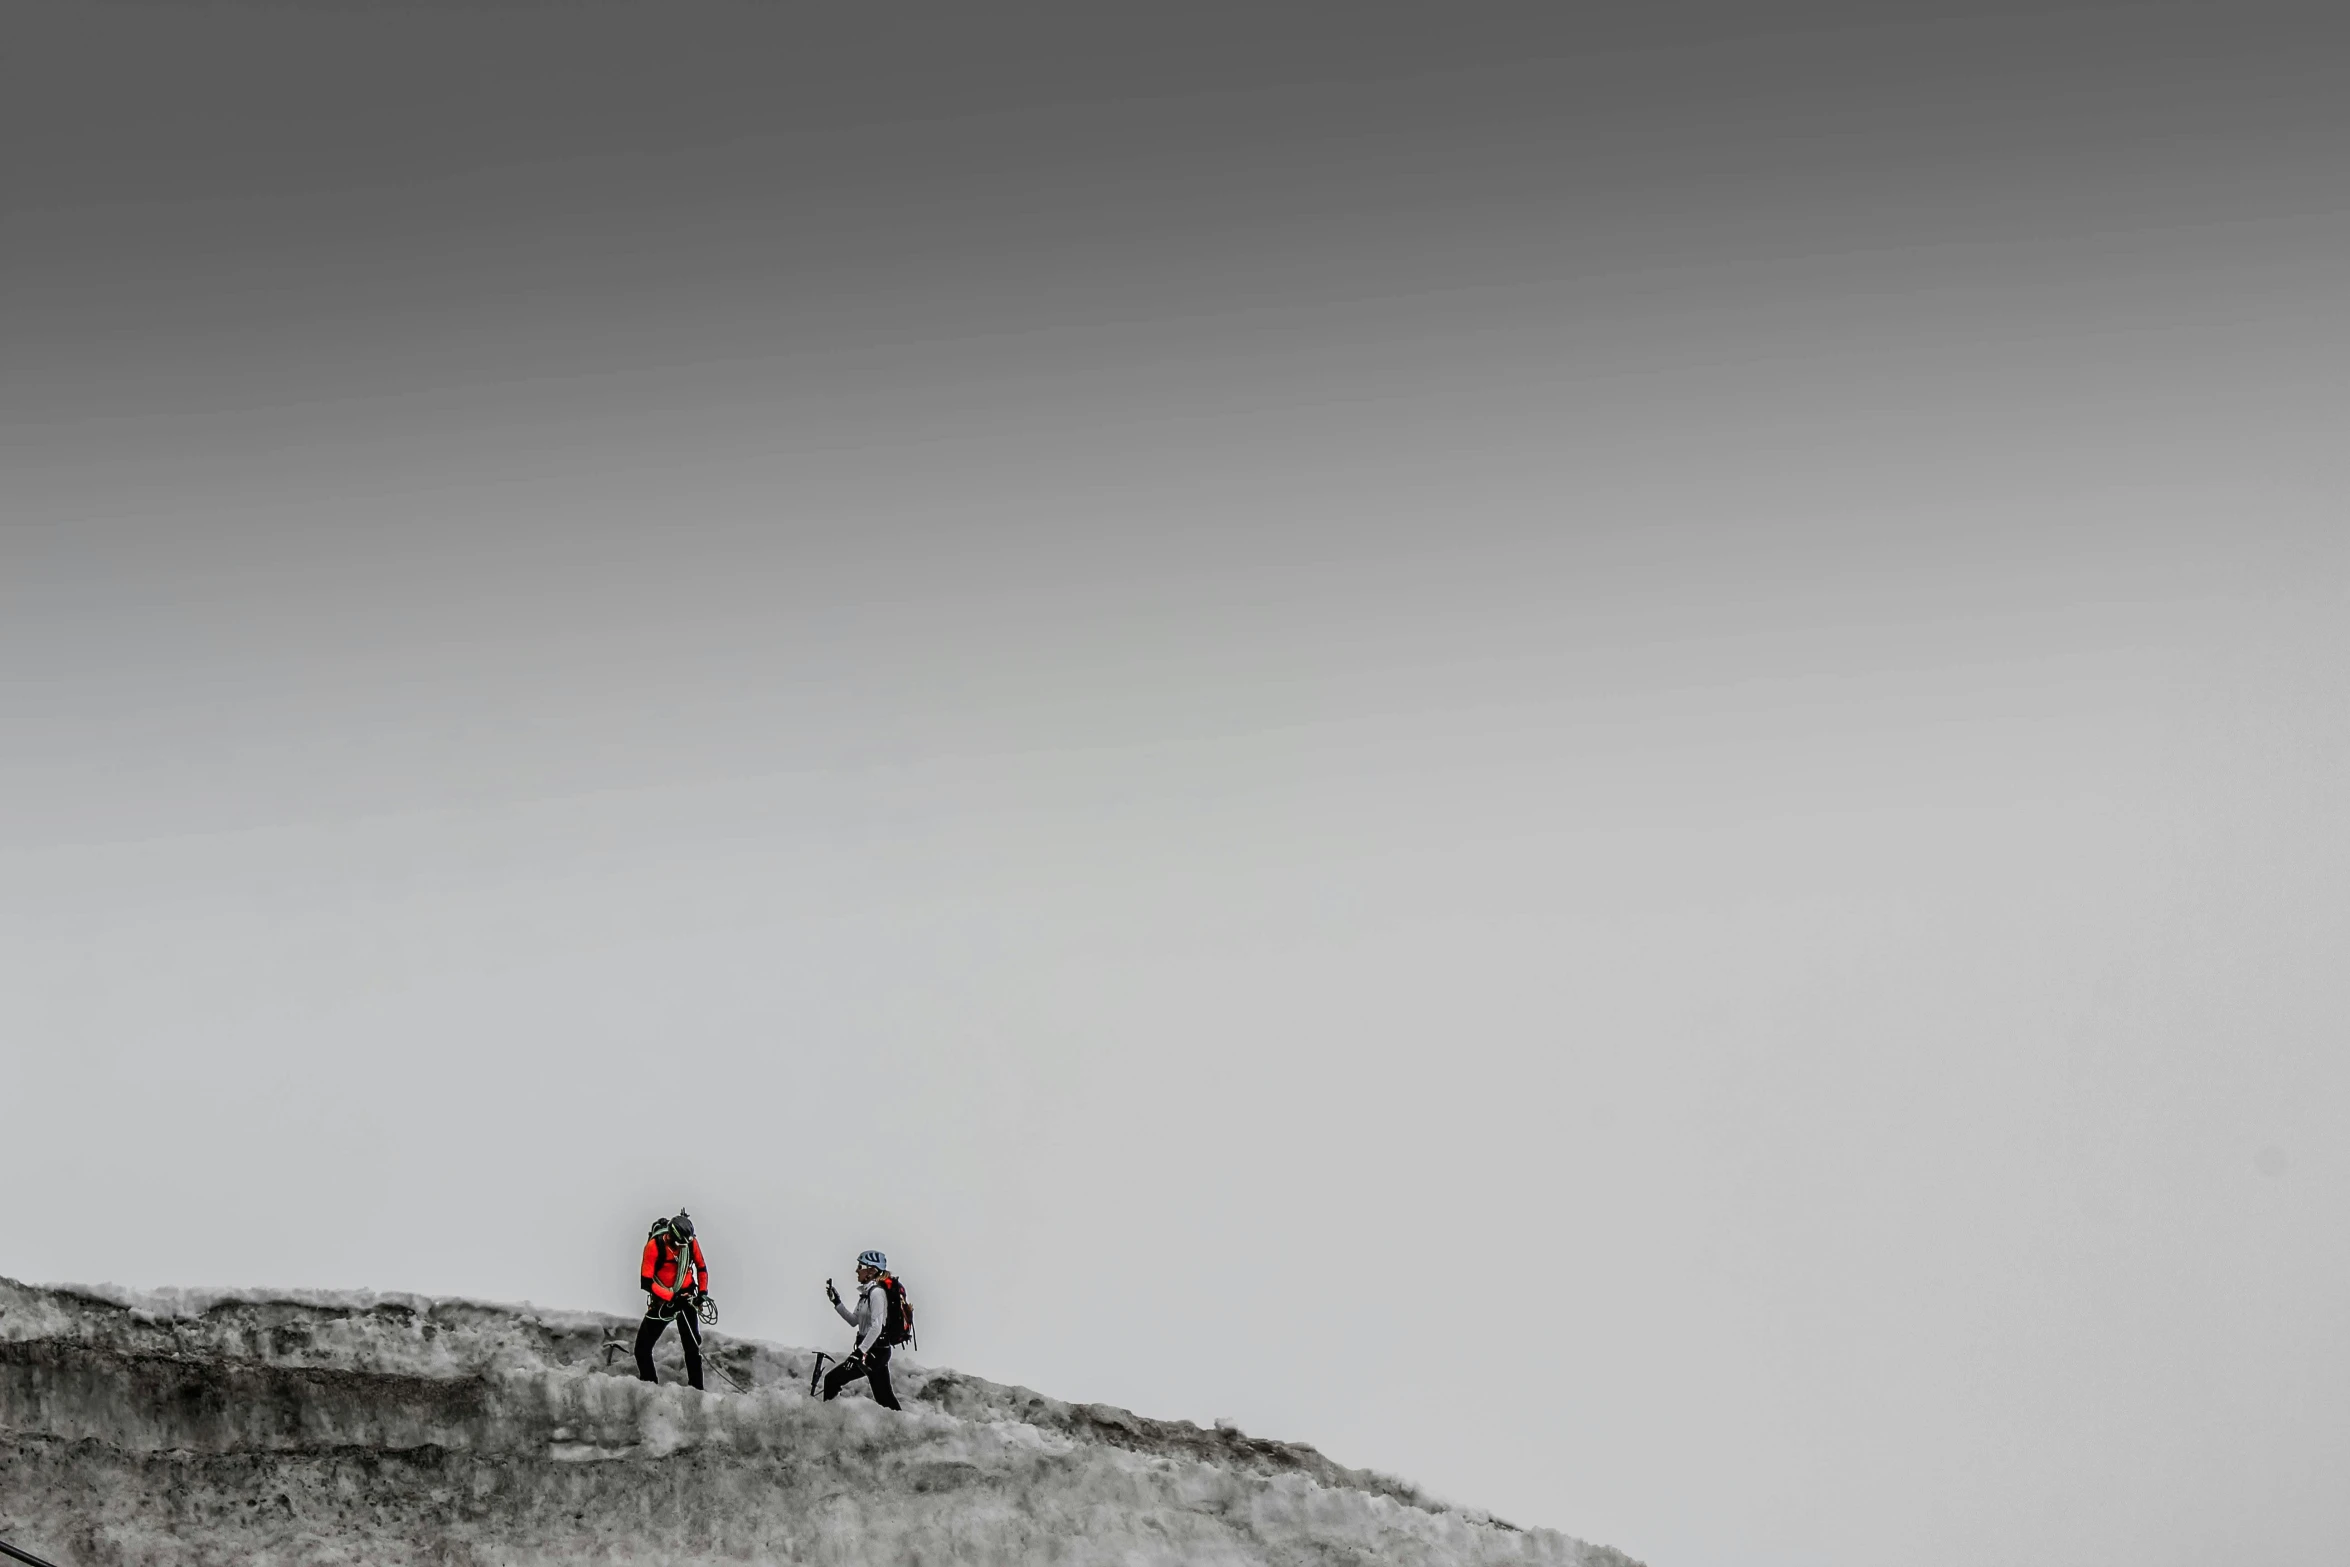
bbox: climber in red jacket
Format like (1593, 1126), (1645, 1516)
(634, 1210), (710, 1389)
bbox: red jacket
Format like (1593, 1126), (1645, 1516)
(641, 1234), (709, 1303)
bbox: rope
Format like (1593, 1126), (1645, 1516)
(600, 1306), (750, 1394)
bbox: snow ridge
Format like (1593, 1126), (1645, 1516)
(0, 1277), (1639, 1567)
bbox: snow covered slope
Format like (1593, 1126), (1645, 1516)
(0, 1277), (1639, 1567)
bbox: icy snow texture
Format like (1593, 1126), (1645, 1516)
(0, 1278), (1638, 1567)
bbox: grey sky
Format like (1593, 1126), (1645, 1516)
(5, 6), (2348, 1565)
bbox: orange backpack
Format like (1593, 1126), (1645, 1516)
(877, 1273), (916, 1349)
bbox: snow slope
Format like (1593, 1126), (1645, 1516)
(0, 1277), (1639, 1567)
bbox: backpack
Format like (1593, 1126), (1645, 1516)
(877, 1273), (916, 1349)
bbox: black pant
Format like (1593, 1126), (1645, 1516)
(634, 1301), (704, 1390)
(821, 1344), (898, 1409)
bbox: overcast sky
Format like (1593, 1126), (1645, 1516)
(5, 5), (2348, 1566)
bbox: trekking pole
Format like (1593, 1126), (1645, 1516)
(0, 1535), (67, 1567)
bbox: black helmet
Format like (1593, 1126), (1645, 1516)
(671, 1210), (695, 1241)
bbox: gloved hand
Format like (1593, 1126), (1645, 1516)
(825, 1278), (841, 1306)
(843, 1346), (865, 1367)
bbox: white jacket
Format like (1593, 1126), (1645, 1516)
(832, 1278), (888, 1356)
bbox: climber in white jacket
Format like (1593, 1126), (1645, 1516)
(821, 1250), (904, 1409)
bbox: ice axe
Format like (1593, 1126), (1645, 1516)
(809, 1350), (830, 1397)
